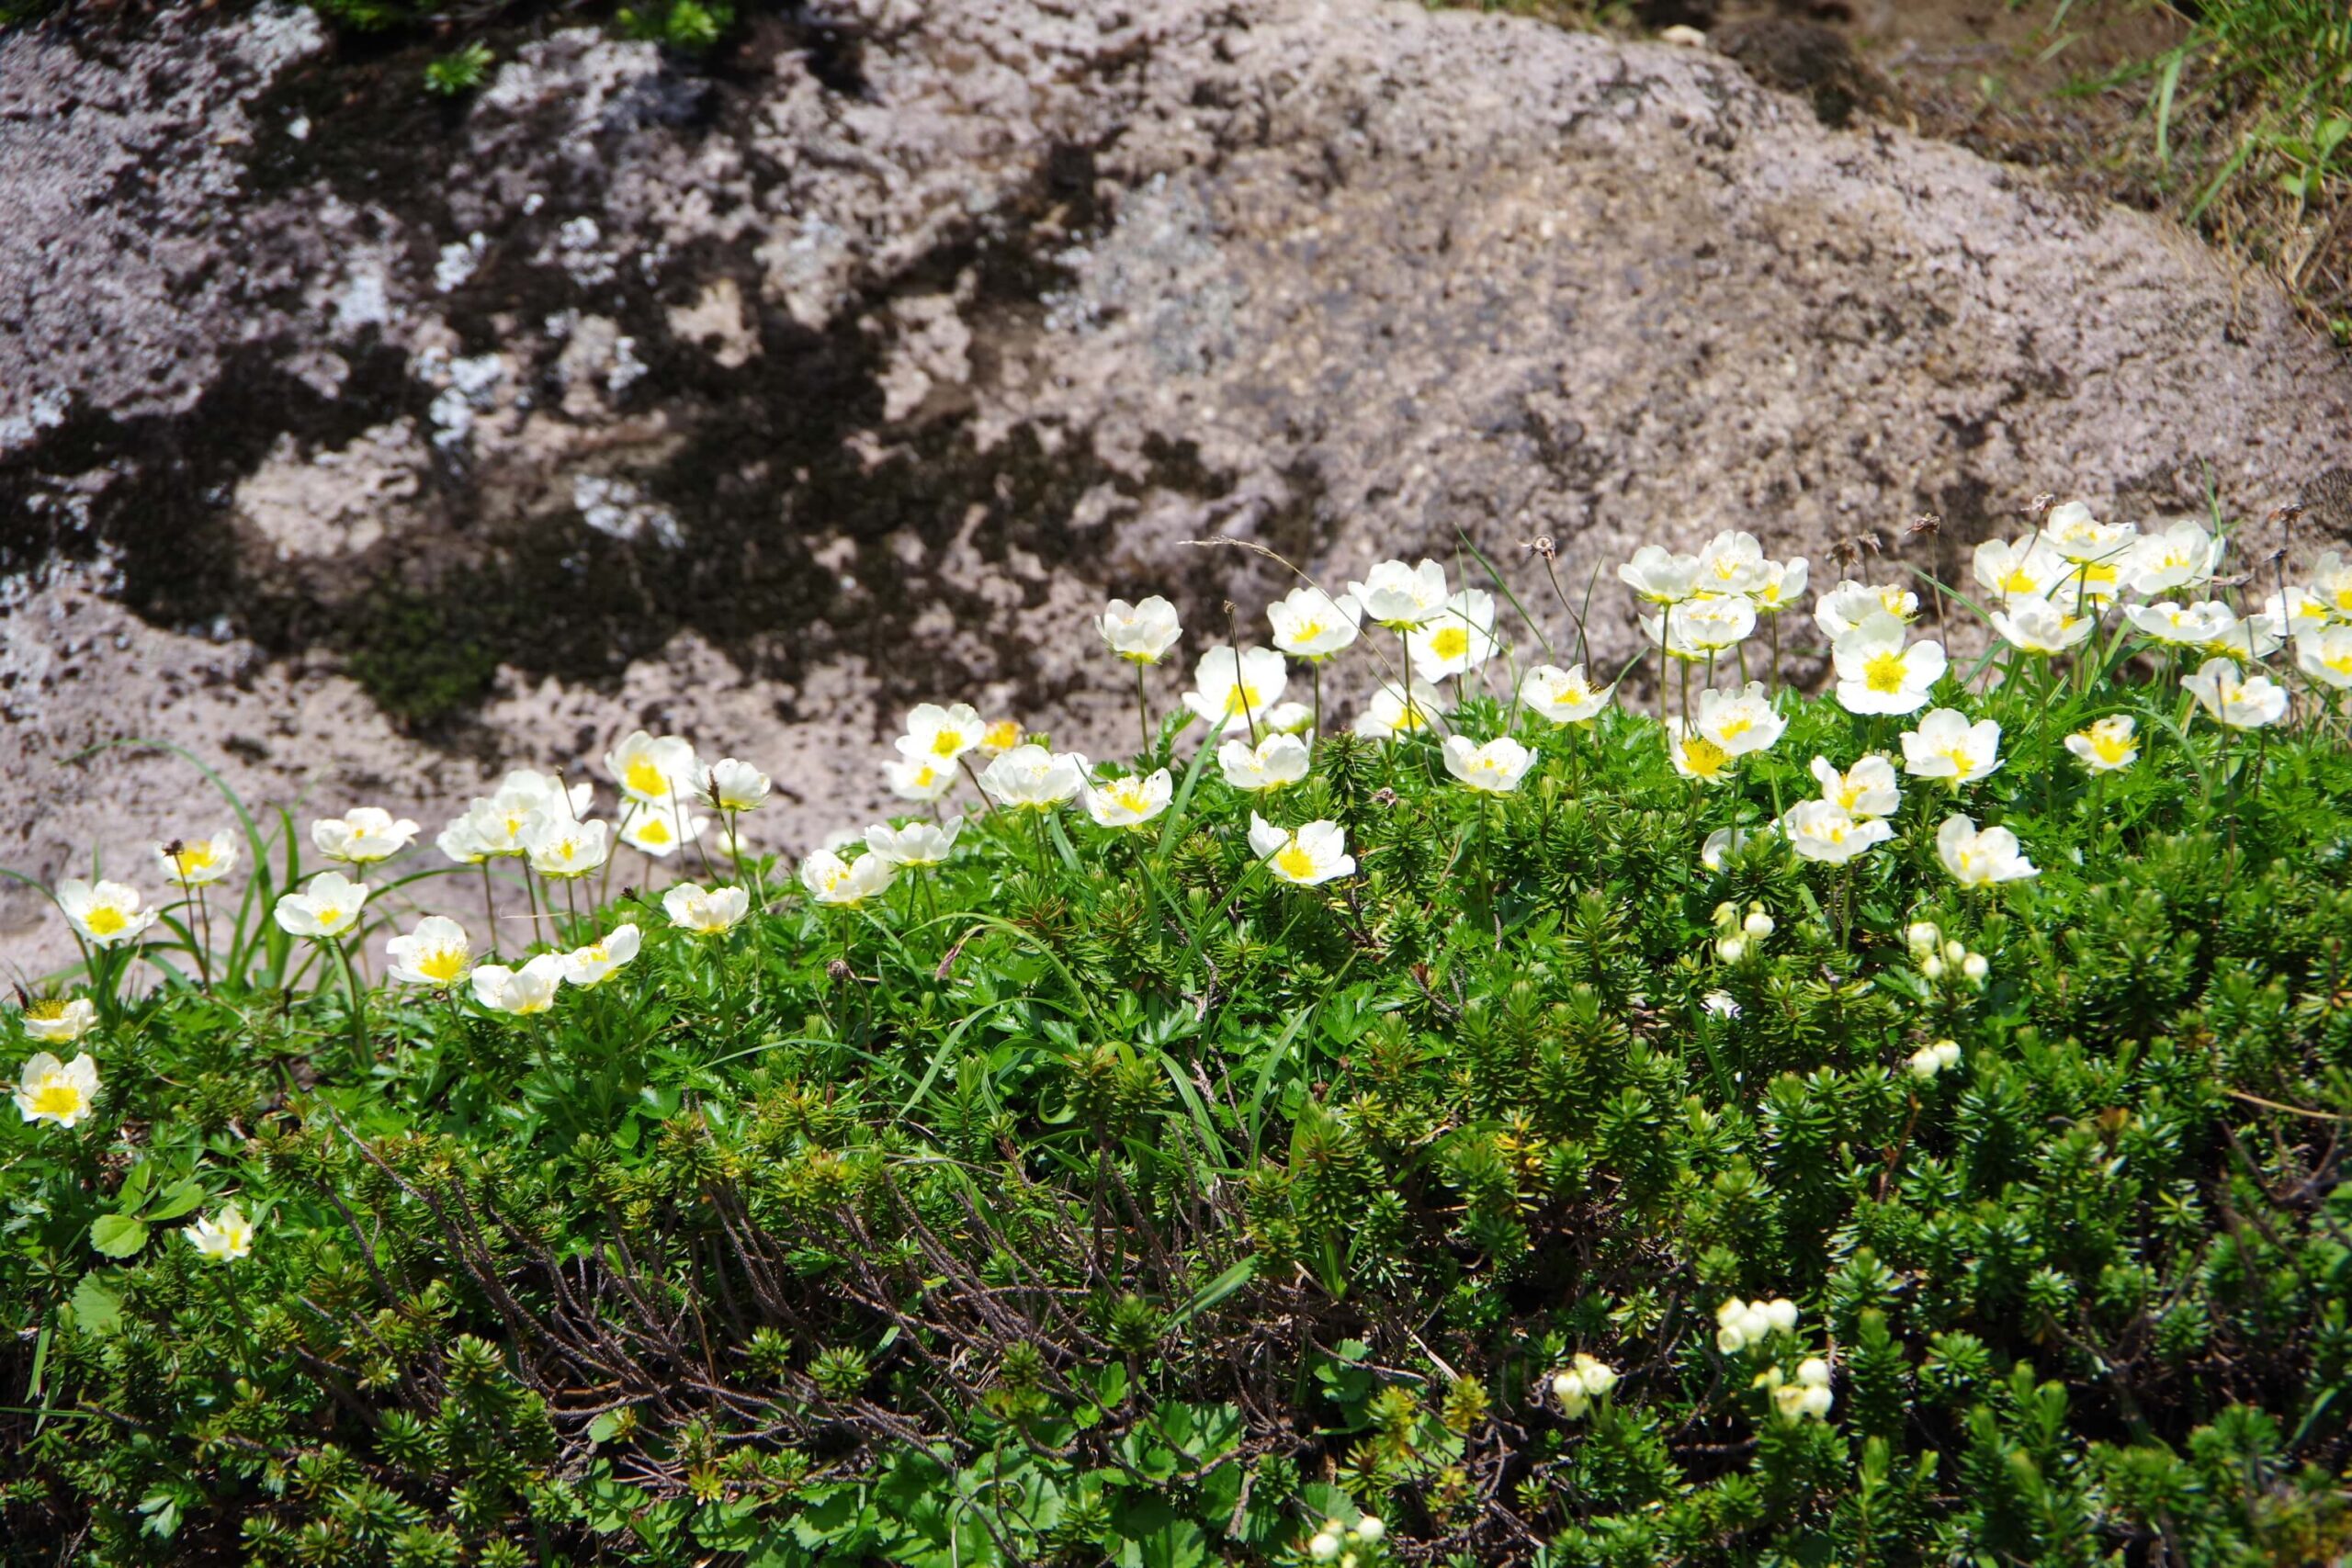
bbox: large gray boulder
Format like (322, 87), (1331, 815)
(3, 0), (2346, 972)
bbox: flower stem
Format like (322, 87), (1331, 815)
(331, 936), (369, 1078)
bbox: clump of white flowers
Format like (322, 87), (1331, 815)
(1716, 1295), (1799, 1353)
(1549, 1352), (1620, 1418)
(1908, 1038), (1964, 1080)
(1305, 1513), (1385, 1563)
(1758, 1357), (1835, 1423)
(1906, 921), (1990, 987)
(1712, 901), (1773, 963)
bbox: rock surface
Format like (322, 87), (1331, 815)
(4, 0), (2348, 973)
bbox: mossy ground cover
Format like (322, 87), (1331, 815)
(6, 515), (2352, 1566)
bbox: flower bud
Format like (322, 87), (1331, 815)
(1764, 1298), (1799, 1333)
(1962, 952), (1989, 983)
(1920, 954), (1945, 979)
(1743, 909), (1775, 940)
(1943, 938), (1966, 964)
(1354, 1517), (1385, 1544)
(1905, 920), (1940, 954)
(1309, 1531), (1340, 1562)
(1716, 935), (1747, 964)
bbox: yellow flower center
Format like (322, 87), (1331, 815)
(419, 948), (467, 983)
(1682, 738), (1731, 778)
(1108, 782), (1148, 812)
(1275, 843), (1317, 879)
(984, 721), (1021, 750)
(1863, 651), (1908, 694)
(1997, 567), (2039, 594)
(639, 819), (673, 845)
(1223, 683), (1268, 716)
(930, 728), (967, 758)
(84, 907), (127, 938)
(2093, 735), (2131, 763)
(1716, 716), (1754, 740)
(625, 757), (670, 796)
(25, 999), (66, 1021)
(1941, 749), (1972, 776)
(313, 905), (344, 928)
(30, 1081), (84, 1118)
(1878, 591), (1912, 616)
(1429, 626), (1470, 661)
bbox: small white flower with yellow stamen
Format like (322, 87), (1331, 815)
(311, 807), (421, 866)
(524, 818), (611, 880)
(1617, 545), (1702, 606)
(604, 730), (703, 807)
(1267, 586), (1363, 661)
(2126, 599), (2238, 647)
(978, 744), (1090, 810)
(1701, 822), (1777, 872)
(1832, 614), (1946, 716)
(2125, 519), (2222, 598)
(2183, 657), (2289, 730)
(1973, 536), (2067, 603)
(2313, 551), (2352, 619)
(19, 997), (96, 1045)
(1220, 733), (1312, 793)
(2041, 500), (2137, 564)
(1406, 591), (1500, 682)
(2064, 715), (2140, 773)
(1750, 556), (1809, 614)
(155, 830), (238, 888)
(13, 1050), (98, 1128)
(866, 818), (963, 867)
(1695, 682), (1786, 758)
(1937, 814), (2040, 887)
(1249, 814), (1354, 886)
(2264, 585), (2334, 640)
(1666, 720), (1736, 785)
(1261, 701), (1314, 735)
(797, 851), (892, 908)
(386, 916), (474, 987)
(666, 882), (754, 931)
(1696, 530), (1770, 596)
(185, 1204), (255, 1263)
(561, 922), (642, 987)
(1442, 735), (1533, 794)
(1990, 594), (2097, 656)
(56, 879), (159, 949)
(1351, 678), (1449, 740)
(618, 804), (707, 861)
(1901, 708), (2002, 786)
(435, 816), (492, 865)
(884, 756), (959, 802)
(897, 703), (988, 764)
(706, 758), (772, 813)
(1181, 646), (1289, 734)
(1085, 769), (1173, 829)
(1814, 580), (1917, 641)
(1521, 663), (1613, 724)
(1096, 595), (1182, 664)
(978, 718), (1023, 757)
(1809, 755), (1900, 818)
(1781, 799), (1893, 865)
(271, 872), (368, 941)
(471, 954), (566, 1015)
(1642, 594), (1755, 660)
(1348, 558), (1450, 627)
(2296, 624), (2352, 690)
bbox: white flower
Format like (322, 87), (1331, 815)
(1814, 581), (1917, 641)
(155, 829), (238, 888)
(2296, 624), (2352, 690)
(13, 1050), (98, 1127)
(2064, 715), (2140, 773)
(471, 954), (566, 1015)
(1701, 823), (1777, 871)
(1085, 769), (1174, 829)
(19, 997), (96, 1045)
(897, 703), (989, 764)
(1442, 735), (1534, 794)
(385, 916), (473, 987)
(1962, 952), (1989, 984)
(56, 878), (159, 949)
(1809, 755), (1900, 818)
(1549, 1352), (1620, 1418)
(2265, 585), (2335, 641)
(1666, 720), (1736, 784)
(1990, 594), (2096, 655)
(1405, 590), (1500, 681)
(667, 882), (756, 930)
(1781, 800), (1893, 865)
(618, 804), (707, 860)
(494, 768), (595, 819)
(2315, 551), (2352, 619)
(2125, 519), (2222, 597)
(524, 818), (612, 879)
(1354, 1517), (1385, 1545)
(1907, 1039), (1963, 1079)
(865, 818), (963, 866)
(2041, 500), (2138, 564)
(1694, 682), (1786, 757)
(447, 773), (591, 862)
(1260, 700), (1315, 735)
(1220, 733), (1312, 792)
(1306, 1532), (1340, 1563)
(884, 756), (960, 802)
(1696, 530), (1770, 596)
(1901, 708), (2002, 786)
(1349, 558), (1451, 626)
(978, 718), (1024, 757)
(435, 817), (492, 865)
(978, 744), (1090, 809)
(561, 923), (642, 987)
(1937, 814), (2039, 886)
(1618, 545), (1702, 605)
(1702, 990), (1740, 1019)
(1096, 595), (1182, 664)
(705, 758), (773, 812)
(1833, 614), (1947, 715)
(1973, 536), (2067, 603)
(1181, 645), (1290, 734)
(1642, 593), (1756, 660)
(271, 871), (369, 940)
(2126, 599), (2240, 648)
(311, 807), (421, 866)
(2183, 657), (2288, 730)
(1750, 556), (1810, 614)
(1520, 663), (1613, 724)
(1267, 586), (1363, 661)
(797, 850), (894, 908)
(1248, 814), (1354, 886)
(1764, 1298), (1800, 1333)
(184, 1204), (255, 1263)
(1352, 678), (1449, 740)
(605, 729), (703, 807)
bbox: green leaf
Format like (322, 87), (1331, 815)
(1168, 1258), (1256, 1330)
(146, 1179), (208, 1223)
(69, 1273), (123, 1335)
(90, 1214), (150, 1259)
